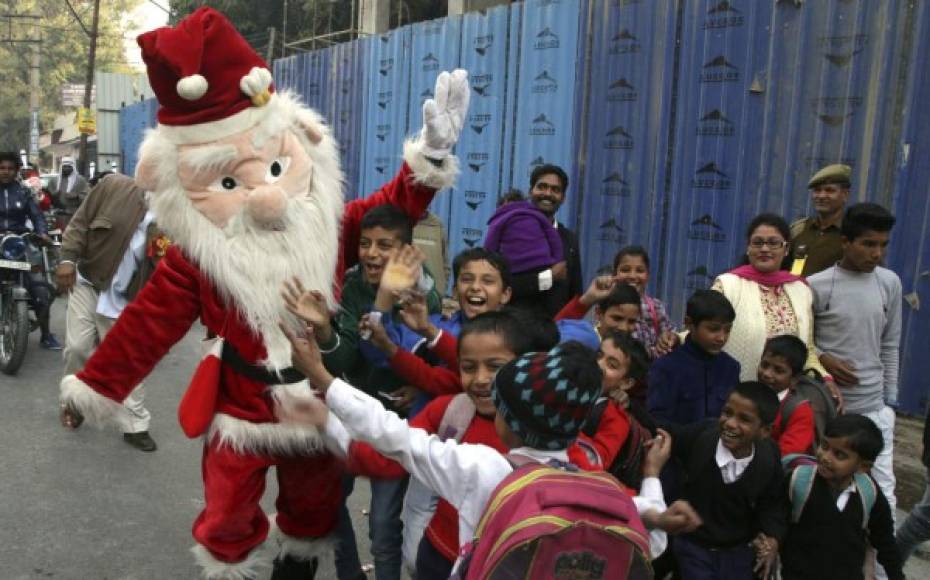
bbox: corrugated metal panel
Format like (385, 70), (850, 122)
(405, 16), (463, 224)
(574, 0), (678, 286)
(327, 39), (367, 200)
(358, 28), (412, 198)
(506, 0), (585, 228)
(447, 4), (517, 265)
(888, 1), (930, 414)
(95, 72), (153, 168)
(118, 98), (157, 176)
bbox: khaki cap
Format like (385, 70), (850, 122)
(808, 164), (851, 189)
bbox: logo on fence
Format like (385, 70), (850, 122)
(688, 214), (727, 242)
(374, 156), (391, 175)
(421, 52), (440, 72)
(467, 152), (489, 173)
(340, 80), (352, 95)
(686, 265), (715, 289)
(609, 29), (641, 55)
(465, 190), (488, 210)
(376, 124), (391, 142)
(377, 90), (392, 109)
(532, 71), (558, 94)
(599, 218), (626, 243)
(462, 227), (483, 248)
(472, 73), (492, 97)
(811, 96), (862, 126)
(534, 27), (560, 50)
(421, 87), (434, 99)
(530, 114), (556, 136)
(607, 78), (638, 102)
(697, 110), (734, 136)
(475, 34), (494, 56)
(529, 156), (547, 169)
(601, 172), (631, 197)
(470, 113), (491, 134)
(692, 162), (731, 190)
(700, 56), (740, 83)
(819, 34), (868, 67)
(379, 58), (394, 76)
(704, 1), (744, 29)
(604, 126), (634, 150)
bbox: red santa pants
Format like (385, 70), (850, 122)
(192, 438), (343, 564)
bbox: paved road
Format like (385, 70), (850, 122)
(3, 300), (929, 579)
(0, 300), (373, 580)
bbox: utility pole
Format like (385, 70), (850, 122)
(29, 17), (40, 163)
(77, 0), (101, 177)
(265, 27), (276, 62)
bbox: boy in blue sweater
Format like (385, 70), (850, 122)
(648, 289), (741, 428)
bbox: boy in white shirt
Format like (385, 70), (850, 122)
(279, 324), (702, 565)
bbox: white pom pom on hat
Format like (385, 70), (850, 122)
(176, 74), (209, 101)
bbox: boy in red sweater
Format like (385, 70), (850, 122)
(330, 309), (559, 578)
(758, 335), (816, 456)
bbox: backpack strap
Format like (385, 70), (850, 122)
(780, 394), (803, 433)
(781, 453), (817, 472)
(581, 397), (609, 438)
(438, 393), (477, 442)
(787, 464), (818, 523)
(853, 472), (878, 530)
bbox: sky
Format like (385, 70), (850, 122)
(123, 1), (170, 70)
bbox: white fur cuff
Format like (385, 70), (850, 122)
(269, 517), (336, 565)
(191, 543), (272, 580)
(59, 374), (133, 432)
(403, 138), (460, 191)
(207, 412), (324, 457)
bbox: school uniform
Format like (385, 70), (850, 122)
(771, 391), (816, 456)
(321, 378), (670, 562)
(781, 470), (903, 580)
(671, 422), (787, 580)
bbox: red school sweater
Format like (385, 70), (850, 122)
(345, 394), (506, 562)
(568, 401), (631, 471)
(771, 393), (815, 456)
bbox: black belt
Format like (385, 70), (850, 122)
(221, 341), (305, 385)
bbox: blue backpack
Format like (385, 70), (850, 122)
(782, 454), (877, 528)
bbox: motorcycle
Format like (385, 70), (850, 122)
(0, 232), (50, 374)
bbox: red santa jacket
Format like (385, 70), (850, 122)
(70, 160), (441, 450)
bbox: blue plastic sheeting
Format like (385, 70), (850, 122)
(358, 29), (412, 198)
(447, 5), (517, 266)
(327, 40), (367, 200)
(507, 0), (584, 227)
(888, 1), (930, 414)
(118, 98), (158, 176)
(575, 0), (678, 286)
(405, 16), (463, 223)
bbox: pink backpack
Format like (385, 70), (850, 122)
(452, 455), (653, 580)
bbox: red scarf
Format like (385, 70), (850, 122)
(728, 264), (808, 287)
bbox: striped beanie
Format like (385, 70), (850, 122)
(492, 341), (603, 450)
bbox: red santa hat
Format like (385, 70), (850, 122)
(137, 7), (276, 143)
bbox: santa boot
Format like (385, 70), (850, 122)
(270, 555), (319, 580)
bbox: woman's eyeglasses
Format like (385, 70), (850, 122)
(749, 238), (787, 249)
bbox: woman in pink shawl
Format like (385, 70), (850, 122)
(711, 214), (838, 401)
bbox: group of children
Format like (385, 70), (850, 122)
(276, 201), (906, 580)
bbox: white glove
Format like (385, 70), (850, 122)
(419, 69), (470, 159)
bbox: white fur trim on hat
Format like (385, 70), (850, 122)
(207, 410), (323, 457)
(59, 374), (133, 432)
(191, 542), (273, 580)
(403, 138), (460, 191)
(177, 74), (209, 101)
(157, 95), (276, 145)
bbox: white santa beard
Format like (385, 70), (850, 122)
(153, 188), (340, 370)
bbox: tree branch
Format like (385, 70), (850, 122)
(62, 0), (91, 37)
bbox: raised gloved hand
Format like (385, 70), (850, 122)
(419, 69), (470, 160)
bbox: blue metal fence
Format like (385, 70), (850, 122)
(119, 0), (930, 412)
(118, 98), (157, 176)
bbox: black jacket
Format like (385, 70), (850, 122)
(0, 181), (46, 236)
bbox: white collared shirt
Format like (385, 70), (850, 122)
(836, 481), (858, 511)
(715, 439), (755, 484)
(777, 389), (790, 402)
(324, 378), (668, 558)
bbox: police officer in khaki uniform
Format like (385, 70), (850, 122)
(790, 164), (851, 277)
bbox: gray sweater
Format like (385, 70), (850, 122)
(809, 265), (902, 414)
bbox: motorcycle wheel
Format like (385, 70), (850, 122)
(0, 299), (29, 375)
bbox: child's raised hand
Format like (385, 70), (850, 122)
(360, 313), (397, 357)
(279, 322), (334, 391)
(397, 293), (435, 338)
(642, 428), (672, 477)
(579, 275), (616, 307)
(282, 278), (333, 341)
(656, 330), (680, 356)
(380, 245), (427, 295)
(607, 388), (630, 410)
(273, 386), (330, 429)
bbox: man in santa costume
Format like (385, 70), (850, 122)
(57, 8), (468, 580)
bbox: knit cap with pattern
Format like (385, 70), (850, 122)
(492, 341), (602, 450)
